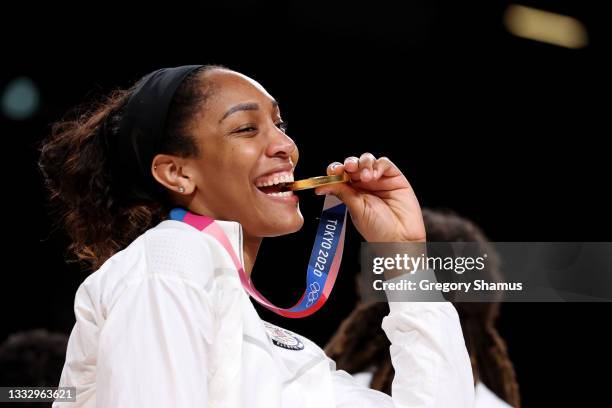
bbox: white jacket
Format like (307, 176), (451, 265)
(54, 217), (474, 407)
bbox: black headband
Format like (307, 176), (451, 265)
(111, 65), (204, 203)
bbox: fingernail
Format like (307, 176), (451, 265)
(362, 168), (370, 178)
(373, 169), (378, 178)
(316, 189), (328, 196)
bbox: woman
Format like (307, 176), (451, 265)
(325, 209), (521, 407)
(39, 64), (474, 407)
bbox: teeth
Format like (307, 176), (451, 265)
(255, 172), (294, 187)
(268, 191), (293, 197)
(280, 174), (294, 183)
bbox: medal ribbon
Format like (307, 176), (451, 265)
(168, 195), (348, 318)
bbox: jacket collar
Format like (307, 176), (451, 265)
(160, 216), (245, 268)
(214, 219), (244, 267)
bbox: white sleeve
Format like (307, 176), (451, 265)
(380, 299), (475, 408)
(95, 273), (214, 407)
(331, 270), (474, 408)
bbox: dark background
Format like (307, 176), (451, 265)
(1, 1), (610, 406)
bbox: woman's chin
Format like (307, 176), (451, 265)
(261, 210), (304, 237)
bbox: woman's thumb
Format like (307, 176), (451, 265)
(315, 182), (361, 211)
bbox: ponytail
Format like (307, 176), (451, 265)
(38, 65), (225, 271)
(38, 88), (162, 271)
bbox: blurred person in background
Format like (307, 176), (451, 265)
(325, 209), (520, 407)
(0, 329), (68, 387)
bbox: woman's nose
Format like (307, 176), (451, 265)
(267, 126), (297, 161)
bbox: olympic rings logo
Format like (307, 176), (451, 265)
(306, 282), (321, 306)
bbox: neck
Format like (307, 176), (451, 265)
(184, 198), (261, 276)
(242, 232), (262, 278)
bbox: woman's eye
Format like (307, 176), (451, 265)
(235, 126), (257, 133)
(234, 121), (287, 134)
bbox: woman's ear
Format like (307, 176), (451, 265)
(151, 154), (195, 195)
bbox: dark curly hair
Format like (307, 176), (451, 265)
(325, 208), (521, 407)
(38, 64), (227, 272)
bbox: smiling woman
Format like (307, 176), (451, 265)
(38, 65), (475, 408)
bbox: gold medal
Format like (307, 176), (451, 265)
(286, 173), (351, 191)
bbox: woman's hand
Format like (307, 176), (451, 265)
(315, 153), (426, 243)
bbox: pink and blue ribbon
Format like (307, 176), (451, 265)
(169, 195), (347, 318)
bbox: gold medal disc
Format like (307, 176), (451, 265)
(286, 173), (350, 191)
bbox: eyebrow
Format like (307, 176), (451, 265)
(219, 100), (279, 123)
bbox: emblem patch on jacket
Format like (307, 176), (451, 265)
(263, 322), (305, 351)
